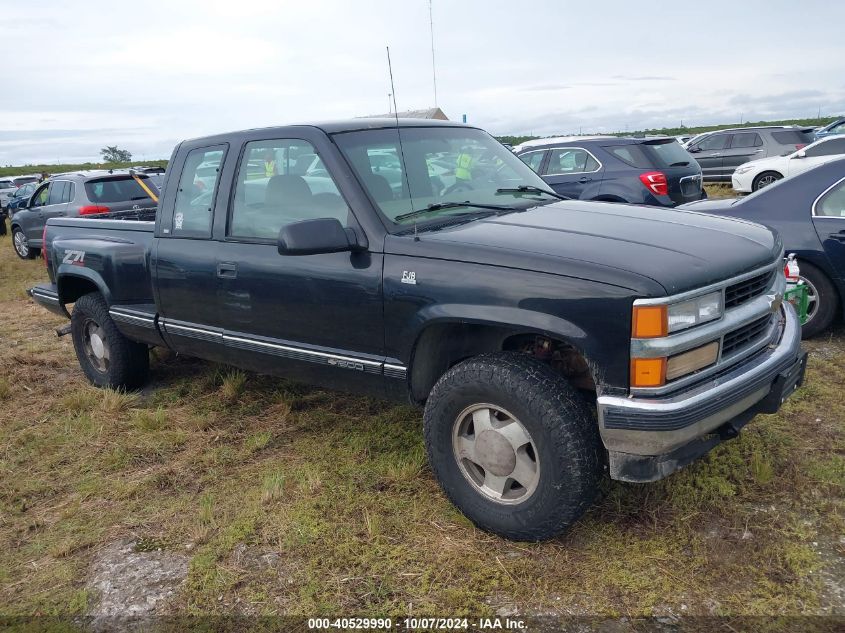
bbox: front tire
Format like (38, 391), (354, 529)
(798, 261), (839, 338)
(423, 352), (603, 541)
(71, 293), (150, 389)
(12, 226), (36, 259)
(752, 171), (782, 191)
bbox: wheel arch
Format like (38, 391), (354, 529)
(57, 269), (113, 307)
(407, 316), (599, 403)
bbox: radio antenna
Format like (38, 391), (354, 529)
(386, 46), (417, 239)
(429, 0), (438, 106)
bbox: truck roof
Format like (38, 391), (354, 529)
(182, 118), (472, 145)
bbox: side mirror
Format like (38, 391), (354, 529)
(688, 146), (701, 153)
(278, 217), (365, 256)
(795, 150), (806, 158)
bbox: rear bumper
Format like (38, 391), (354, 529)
(598, 302), (805, 482)
(29, 284), (70, 318)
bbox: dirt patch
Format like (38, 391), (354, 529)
(86, 539), (188, 619)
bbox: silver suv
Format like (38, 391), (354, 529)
(10, 171), (159, 259)
(685, 126), (815, 181)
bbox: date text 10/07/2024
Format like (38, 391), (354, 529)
(307, 617), (527, 630)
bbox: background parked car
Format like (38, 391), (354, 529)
(686, 126), (815, 181)
(680, 157), (845, 337)
(815, 117), (845, 140)
(0, 178), (18, 210)
(5, 181), (37, 217)
(732, 135), (845, 192)
(515, 136), (704, 206)
(10, 171), (159, 259)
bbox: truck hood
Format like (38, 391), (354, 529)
(385, 200), (781, 296)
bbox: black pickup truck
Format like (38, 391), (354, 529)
(31, 119), (806, 541)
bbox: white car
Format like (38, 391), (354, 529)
(732, 135), (845, 193)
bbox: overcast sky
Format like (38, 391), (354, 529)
(2, 0), (844, 165)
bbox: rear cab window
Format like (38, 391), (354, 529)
(170, 146), (226, 237)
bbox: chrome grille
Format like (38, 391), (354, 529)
(725, 270), (774, 309)
(722, 315), (772, 357)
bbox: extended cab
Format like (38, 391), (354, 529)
(31, 120), (806, 541)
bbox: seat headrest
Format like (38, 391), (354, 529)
(265, 175), (312, 206)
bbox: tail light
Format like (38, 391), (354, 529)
(79, 205), (110, 215)
(639, 171), (668, 196)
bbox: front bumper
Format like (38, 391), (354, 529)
(598, 302), (805, 482)
(731, 173), (752, 193)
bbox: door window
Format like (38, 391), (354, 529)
(171, 146), (226, 237)
(518, 150), (546, 173)
(729, 133), (762, 149)
(62, 182), (75, 203)
(816, 179), (845, 217)
(48, 181), (68, 205)
(229, 139), (349, 240)
(828, 122), (845, 135)
(697, 134), (730, 151)
(544, 148), (600, 175)
(30, 183), (50, 208)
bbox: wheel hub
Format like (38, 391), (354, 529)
(475, 430), (516, 476)
(90, 333), (105, 359)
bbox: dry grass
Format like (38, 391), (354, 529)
(0, 226), (842, 618)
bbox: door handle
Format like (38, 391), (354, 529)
(217, 262), (238, 279)
(829, 232), (845, 242)
(578, 176), (592, 183)
(711, 153), (722, 157)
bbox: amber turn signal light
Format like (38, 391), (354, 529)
(631, 357), (666, 388)
(632, 305), (668, 338)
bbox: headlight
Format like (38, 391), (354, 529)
(735, 164), (754, 175)
(667, 291), (722, 333)
(632, 291), (722, 338)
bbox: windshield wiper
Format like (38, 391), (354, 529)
(495, 185), (569, 200)
(395, 201), (516, 222)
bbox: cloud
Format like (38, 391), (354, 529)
(612, 75), (677, 81)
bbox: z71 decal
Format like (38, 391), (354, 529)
(62, 249), (86, 265)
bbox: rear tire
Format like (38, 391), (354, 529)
(798, 261), (838, 338)
(752, 171), (783, 191)
(71, 293), (150, 389)
(423, 352), (603, 541)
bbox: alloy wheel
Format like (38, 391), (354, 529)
(452, 403), (540, 505)
(13, 230), (29, 258)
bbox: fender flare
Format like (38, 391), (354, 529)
(404, 304), (602, 400)
(56, 265), (114, 307)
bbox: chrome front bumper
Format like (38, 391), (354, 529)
(598, 302), (805, 481)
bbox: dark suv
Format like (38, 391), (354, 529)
(685, 126), (815, 181)
(10, 171), (159, 259)
(515, 136), (704, 207)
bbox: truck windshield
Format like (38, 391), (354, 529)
(332, 126), (557, 226)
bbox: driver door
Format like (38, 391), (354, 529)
(215, 135), (385, 395)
